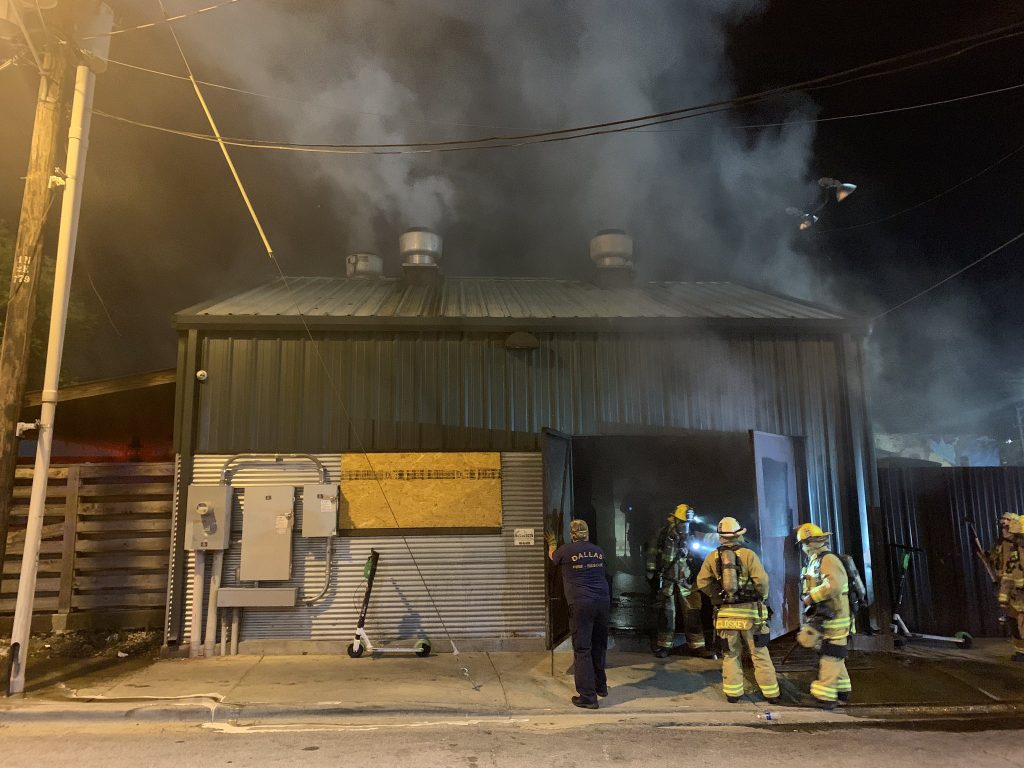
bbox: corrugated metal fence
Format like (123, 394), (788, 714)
(878, 465), (1024, 637)
(180, 452), (545, 650)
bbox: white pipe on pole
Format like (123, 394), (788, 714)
(7, 62), (95, 697)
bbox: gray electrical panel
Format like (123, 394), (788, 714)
(301, 483), (340, 537)
(239, 485), (295, 581)
(184, 484), (233, 551)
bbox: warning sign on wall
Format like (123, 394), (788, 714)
(338, 452), (502, 531)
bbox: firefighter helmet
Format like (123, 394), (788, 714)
(717, 517), (746, 537)
(796, 523), (832, 543)
(673, 503), (691, 521)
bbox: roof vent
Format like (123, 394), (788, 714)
(399, 227), (442, 285)
(345, 252), (384, 278)
(590, 229), (635, 288)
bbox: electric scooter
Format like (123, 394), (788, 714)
(347, 549), (431, 658)
(890, 543), (973, 649)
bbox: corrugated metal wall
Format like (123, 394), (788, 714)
(179, 452), (545, 648)
(878, 465), (1024, 637)
(192, 331), (869, 554)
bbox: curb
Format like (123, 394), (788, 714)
(1, 699), (1022, 725)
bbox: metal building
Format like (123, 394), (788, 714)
(166, 231), (880, 655)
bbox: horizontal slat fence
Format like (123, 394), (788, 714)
(2, 462), (173, 632)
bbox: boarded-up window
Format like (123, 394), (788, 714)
(338, 453), (502, 531)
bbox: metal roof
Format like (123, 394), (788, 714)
(177, 276), (848, 327)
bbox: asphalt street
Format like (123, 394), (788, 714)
(2, 716), (1023, 768)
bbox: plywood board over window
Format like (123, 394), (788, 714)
(338, 453), (502, 534)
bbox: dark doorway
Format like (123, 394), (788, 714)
(542, 429), (807, 649)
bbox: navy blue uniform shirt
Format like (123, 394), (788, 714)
(552, 540), (610, 604)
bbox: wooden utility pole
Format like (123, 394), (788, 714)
(0, 48), (71, 569)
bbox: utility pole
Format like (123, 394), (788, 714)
(6, 0), (110, 696)
(0, 45), (71, 571)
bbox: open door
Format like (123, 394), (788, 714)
(752, 431), (806, 638)
(542, 428), (574, 648)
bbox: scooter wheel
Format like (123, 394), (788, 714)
(954, 631), (973, 649)
(347, 642), (364, 658)
(415, 641), (431, 658)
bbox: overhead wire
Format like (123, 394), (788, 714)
(81, 0), (245, 39)
(872, 230), (1024, 321)
(95, 18), (1024, 151)
(822, 140), (1024, 233)
(104, 56), (545, 134)
(154, 0), (478, 683)
(92, 73), (1024, 156)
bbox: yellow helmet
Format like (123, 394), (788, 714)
(796, 523), (832, 543)
(717, 516), (746, 537)
(673, 503), (691, 521)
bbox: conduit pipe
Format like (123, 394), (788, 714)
(219, 453), (328, 484)
(301, 535), (336, 606)
(204, 550), (224, 657)
(189, 550), (206, 657)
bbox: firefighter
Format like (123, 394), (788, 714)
(988, 512), (1024, 662)
(646, 504), (709, 658)
(796, 523), (854, 708)
(696, 517), (780, 703)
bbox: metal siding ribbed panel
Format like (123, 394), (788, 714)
(189, 277), (843, 321)
(879, 466), (1024, 637)
(181, 453), (544, 645)
(193, 330), (868, 587)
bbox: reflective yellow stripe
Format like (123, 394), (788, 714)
(717, 604), (760, 619)
(760, 683), (780, 698)
(836, 678), (852, 692)
(723, 682), (745, 696)
(810, 681), (837, 701)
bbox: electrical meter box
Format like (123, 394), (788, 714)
(301, 483), (340, 537)
(184, 484), (233, 551)
(239, 485), (295, 581)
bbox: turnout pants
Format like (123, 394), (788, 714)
(1011, 608), (1024, 655)
(811, 636), (852, 702)
(719, 628), (780, 699)
(569, 600), (610, 704)
(656, 584), (705, 650)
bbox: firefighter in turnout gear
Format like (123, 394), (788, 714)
(797, 523), (854, 707)
(646, 504), (708, 658)
(696, 517), (780, 703)
(987, 512), (1024, 662)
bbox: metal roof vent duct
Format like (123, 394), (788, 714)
(345, 252), (383, 278)
(590, 229), (635, 288)
(400, 227), (442, 285)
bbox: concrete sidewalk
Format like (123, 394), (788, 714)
(2, 640), (1023, 725)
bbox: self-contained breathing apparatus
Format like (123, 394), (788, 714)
(715, 545), (764, 605)
(713, 543), (772, 647)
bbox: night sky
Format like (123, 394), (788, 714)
(1, 1), (1023, 445)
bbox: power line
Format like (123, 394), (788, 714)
(81, 0), (245, 40)
(92, 76), (1024, 157)
(823, 140), (1024, 233)
(96, 17), (1024, 151)
(641, 81), (1024, 133)
(873, 230), (1024, 321)
(104, 56), (544, 133)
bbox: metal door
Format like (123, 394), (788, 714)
(542, 428), (574, 648)
(752, 431), (806, 637)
